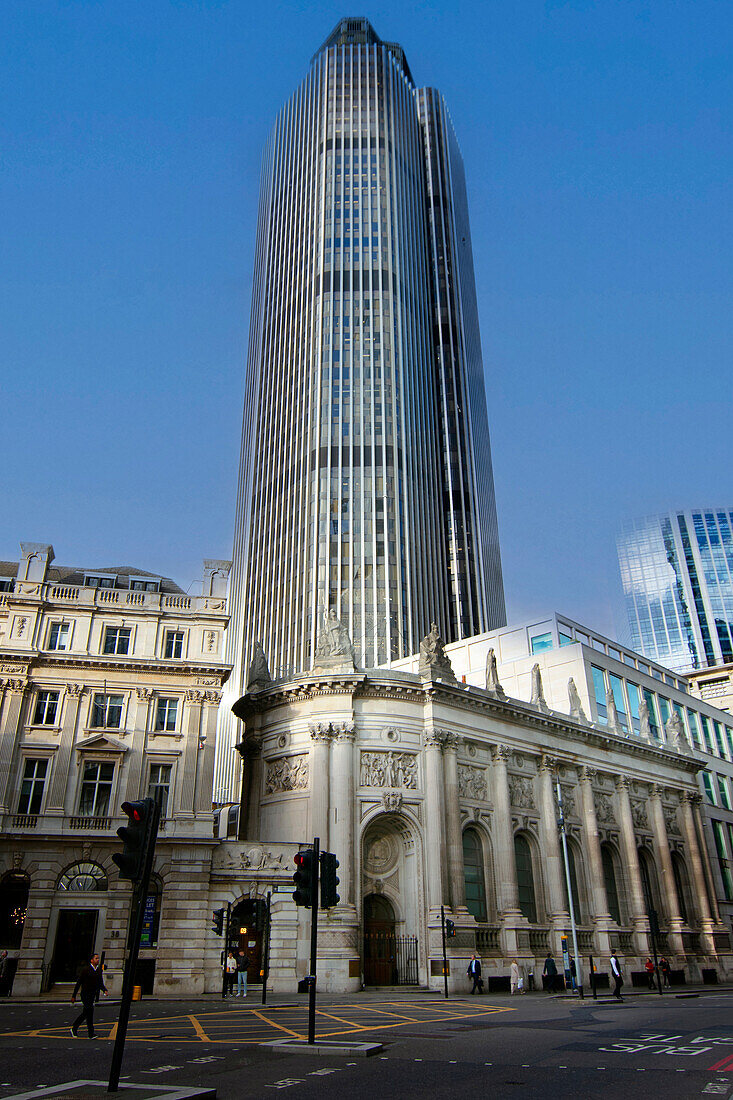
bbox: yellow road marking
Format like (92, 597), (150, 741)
(187, 1014), (211, 1042)
(249, 1010), (303, 1039)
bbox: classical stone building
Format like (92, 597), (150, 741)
(0, 543), (231, 996)
(231, 628), (732, 993)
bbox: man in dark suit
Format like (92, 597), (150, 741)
(71, 952), (108, 1038)
(467, 954), (482, 994)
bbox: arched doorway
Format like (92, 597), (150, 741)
(229, 898), (265, 986)
(0, 872), (29, 950)
(364, 894), (397, 986)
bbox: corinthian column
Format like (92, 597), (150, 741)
(615, 776), (650, 954)
(0, 680), (27, 811)
(423, 728), (447, 915)
(309, 724), (332, 847)
(649, 784), (684, 954)
(537, 755), (569, 946)
(46, 684), (85, 813)
(330, 722), (355, 907)
(237, 739), (262, 840)
(680, 792), (717, 953)
(442, 732), (466, 913)
(579, 768), (612, 954)
(491, 746), (520, 917)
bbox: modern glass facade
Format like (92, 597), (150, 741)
(217, 19), (506, 798)
(617, 510), (733, 673)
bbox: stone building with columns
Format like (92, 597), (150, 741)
(0, 543), (231, 996)
(231, 630), (732, 993)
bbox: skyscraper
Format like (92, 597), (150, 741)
(617, 509), (733, 674)
(217, 18), (505, 797)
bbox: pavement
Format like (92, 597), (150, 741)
(1, 988), (733, 1098)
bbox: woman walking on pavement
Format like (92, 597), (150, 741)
(70, 952), (107, 1038)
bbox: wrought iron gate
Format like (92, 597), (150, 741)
(364, 929), (419, 986)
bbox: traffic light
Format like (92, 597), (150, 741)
(293, 849), (315, 907)
(211, 908), (225, 936)
(445, 918), (456, 937)
(112, 799), (155, 882)
(320, 852), (340, 908)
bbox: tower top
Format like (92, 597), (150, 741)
(312, 17), (413, 84)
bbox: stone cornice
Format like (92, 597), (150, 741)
(0, 650), (232, 684)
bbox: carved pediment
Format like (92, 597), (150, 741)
(74, 734), (128, 754)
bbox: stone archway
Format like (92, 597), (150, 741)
(361, 814), (422, 986)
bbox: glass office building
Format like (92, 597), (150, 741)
(617, 510), (733, 674)
(217, 19), (506, 798)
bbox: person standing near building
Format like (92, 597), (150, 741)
(70, 953), (107, 1038)
(645, 957), (655, 989)
(660, 956), (672, 987)
(235, 950), (249, 997)
(467, 954), (482, 994)
(610, 952), (624, 1001)
(224, 951), (237, 997)
(0, 951), (10, 997)
(510, 960), (522, 995)
(543, 953), (558, 993)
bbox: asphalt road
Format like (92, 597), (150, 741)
(1, 991), (732, 1099)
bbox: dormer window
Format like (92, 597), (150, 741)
(84, 574), (116, 589)
(130, 578), (160, 592)
(0, 577), (14, 592)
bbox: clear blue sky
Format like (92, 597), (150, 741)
(3, 0), (731, 638)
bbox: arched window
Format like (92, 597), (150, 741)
(57, 862), (108, 892)
(671, 853), (690, 925)
(462, 828), (487, 922)
(601, 845), (621, 924)
(514, 834), (537, 923)
(563, 845), (583, 923)
(638, 848), (659, 914)
(0, 872), (30, 949)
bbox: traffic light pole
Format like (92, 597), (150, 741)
(440, 905), (448, 1000)
(307, 837), (320, 1045)
(108, 799), (160, 1093)
(261, 892), (271, 1006)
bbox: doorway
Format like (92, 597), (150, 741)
(363, 894), (397, 986)
(230, 900), (263, 985)
(50, 909), (98, 985)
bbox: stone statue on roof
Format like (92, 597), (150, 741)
(418, 621), (456, 682)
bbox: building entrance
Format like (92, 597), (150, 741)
(50, 909), (98, 985)
(364, 894), (397, 986)
(230, 899), (263, 985)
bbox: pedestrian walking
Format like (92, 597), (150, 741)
(467, 954), (482, 994)
(235, 949), (249, 997)
(510, 960), (522, 995)
(660, 956), (671, 987)
(223, 951), (237, 997)
(70, 952), (107, 1038)
(542, 952), (558, 993)
(644, 957), (655, 989)
(610, 952), (624, 1001)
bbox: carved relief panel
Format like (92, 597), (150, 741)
(359, 751), (418, 790)
(458, 765), (488, 801)
(265, 754), (309, 795)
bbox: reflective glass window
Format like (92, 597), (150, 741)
(591, 666), (607, 723)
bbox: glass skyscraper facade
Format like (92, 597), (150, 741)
(617, 510), (733, 674)
(216, 18), (505, 798)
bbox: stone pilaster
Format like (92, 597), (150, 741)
(177, 689), (204, 816)
(330, 722), (356, 907)
(0, 679), (27, 811)
(195, 692), (220, 815)
(491, 745), (523, 957)
(537, 755), (570, 952)
(309, 724), (332, 847)
(123, 687), (152, 805)
(615, 776), (650, 954)
(46, 684), (84, 813)
(442, 732), (467, 914)
(680, 792), (717, 954)
(423, 728), (447, 915)
(649, 784), (685, 955)
(579, 767), (612, 955)
(239, 739), (263, 840)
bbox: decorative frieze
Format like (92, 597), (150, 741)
(508, 774), (535, 809)
(593, 791), (615, 824)
(360, 750), (418, 789)
(265, 754), (309, 794)
(630, 799), (649, 829)
(458, 764), (488, 801)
